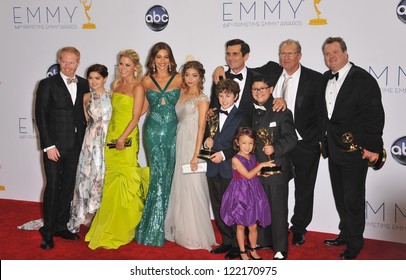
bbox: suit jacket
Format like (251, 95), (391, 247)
(210, 67), (258, 123)
(205, 106), (249, 178)
(35, 73), (89, 151)
(254, 62), (324, 145)
(321, 63), (385, 164)
(252, 97), (298, 184)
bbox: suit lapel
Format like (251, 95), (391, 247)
(332, 66), (356, 115)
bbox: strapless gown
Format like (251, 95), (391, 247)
(136, 75), (180, 247)
(85, 93), (149, 249)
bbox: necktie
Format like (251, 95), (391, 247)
(329, 72), (339, 80)
(228, 73), (243, 81)
(281, 74), (292, 99)
(219, 109), (228, 115)
(67, 77), (78, 84)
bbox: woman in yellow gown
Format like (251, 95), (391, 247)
(85, 49), (149, 249)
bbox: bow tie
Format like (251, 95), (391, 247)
(67, 77), (78, 84)
(253, 103), (266, 111)
(329, 72), (339, 80)
(228, 73), (243, 81)
(219, 109), (229, 115)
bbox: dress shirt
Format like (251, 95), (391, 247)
(60, 72), (77, 104)
(223, 66), (247, 108)
(325, 62), (352, 119)
(275, 66), (303, 140)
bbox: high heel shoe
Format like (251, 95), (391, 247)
(239, 249), (250, 260)
(248, 248), (263, 260)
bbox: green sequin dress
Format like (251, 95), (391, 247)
(135, 75), (180, 246)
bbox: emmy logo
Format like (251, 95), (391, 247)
(80, 0), (96, 29)
(256, 128), (282, 175)
(197, 114), (219, 160)
(342, 132), (387, 170)
(309, 0), (328, 25)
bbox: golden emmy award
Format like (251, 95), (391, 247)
(256, 128), (282, 175)
(198, 114), (219, 160)
(80, 0), (96, 29)
(342, 132), (387, 170)
(309, 0), (328, 25)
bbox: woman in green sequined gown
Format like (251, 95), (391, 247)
(85, 50), (149, 249)
(136, 42), (182, 247)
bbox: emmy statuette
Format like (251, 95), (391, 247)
(198, 114), (219, 160)
(256, 128), (282, 175)
(341, 132), (386, 170)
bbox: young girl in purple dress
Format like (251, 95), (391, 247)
(220, 127), (274, 260)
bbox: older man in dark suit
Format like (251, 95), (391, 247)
(35, 46), (89, 250)
(321, 37), (385, 260)
(272, 39), (324, 246)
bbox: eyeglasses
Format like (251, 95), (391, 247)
(279, 52), (299, 57)
(251, 87), (269, 93)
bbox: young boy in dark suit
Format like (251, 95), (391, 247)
(205, 79), (250, 259)
(251, 75), (298, 260)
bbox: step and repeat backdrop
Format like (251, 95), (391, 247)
(0, 0), (405, 244)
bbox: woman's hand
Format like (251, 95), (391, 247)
(115, 139), (125, 150)
(190, 155), (199, 172)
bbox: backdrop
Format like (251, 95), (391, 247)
(0, 0), (405, 244)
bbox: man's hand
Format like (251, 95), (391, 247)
(46, 147), (60, 162)
(263, 145), (275, 157)
(272, 97), (287, 112)
(213, 66), (226, 84)
(362, 149), (379, 163)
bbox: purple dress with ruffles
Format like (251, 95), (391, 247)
(220, 154), (271, 227)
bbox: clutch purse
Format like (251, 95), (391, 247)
(107, 137), (132, 149)
(182, 162), (207, 174)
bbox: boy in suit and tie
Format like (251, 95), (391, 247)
(205, 79), (250, 259)
(251, 75), (298, 260)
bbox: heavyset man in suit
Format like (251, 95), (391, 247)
(35, 46), (89, 250)
(321, 37), (385, 260)
(205, 79), (249, 259)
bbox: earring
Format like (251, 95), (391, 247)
(153, 64), (156, 72)
(168, 64), (172, 72)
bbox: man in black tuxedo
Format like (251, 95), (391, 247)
(209, 39), (257, 124)
(251, 75), (298, 260)
(321, 37), (385, 260)
(205, 79), (249, 259)
(211, 39), (284, 117)
(35, 46), (89, 250)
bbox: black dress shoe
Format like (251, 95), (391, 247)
(292, 233), (305, 245)
(210, 244), (232, 254)
(54, 230), (79, 240)
(323, 236), (345, 246)
(40, 236), (54, 250)
(340, 250), (358, 260)
(225, 248), (240, 259)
